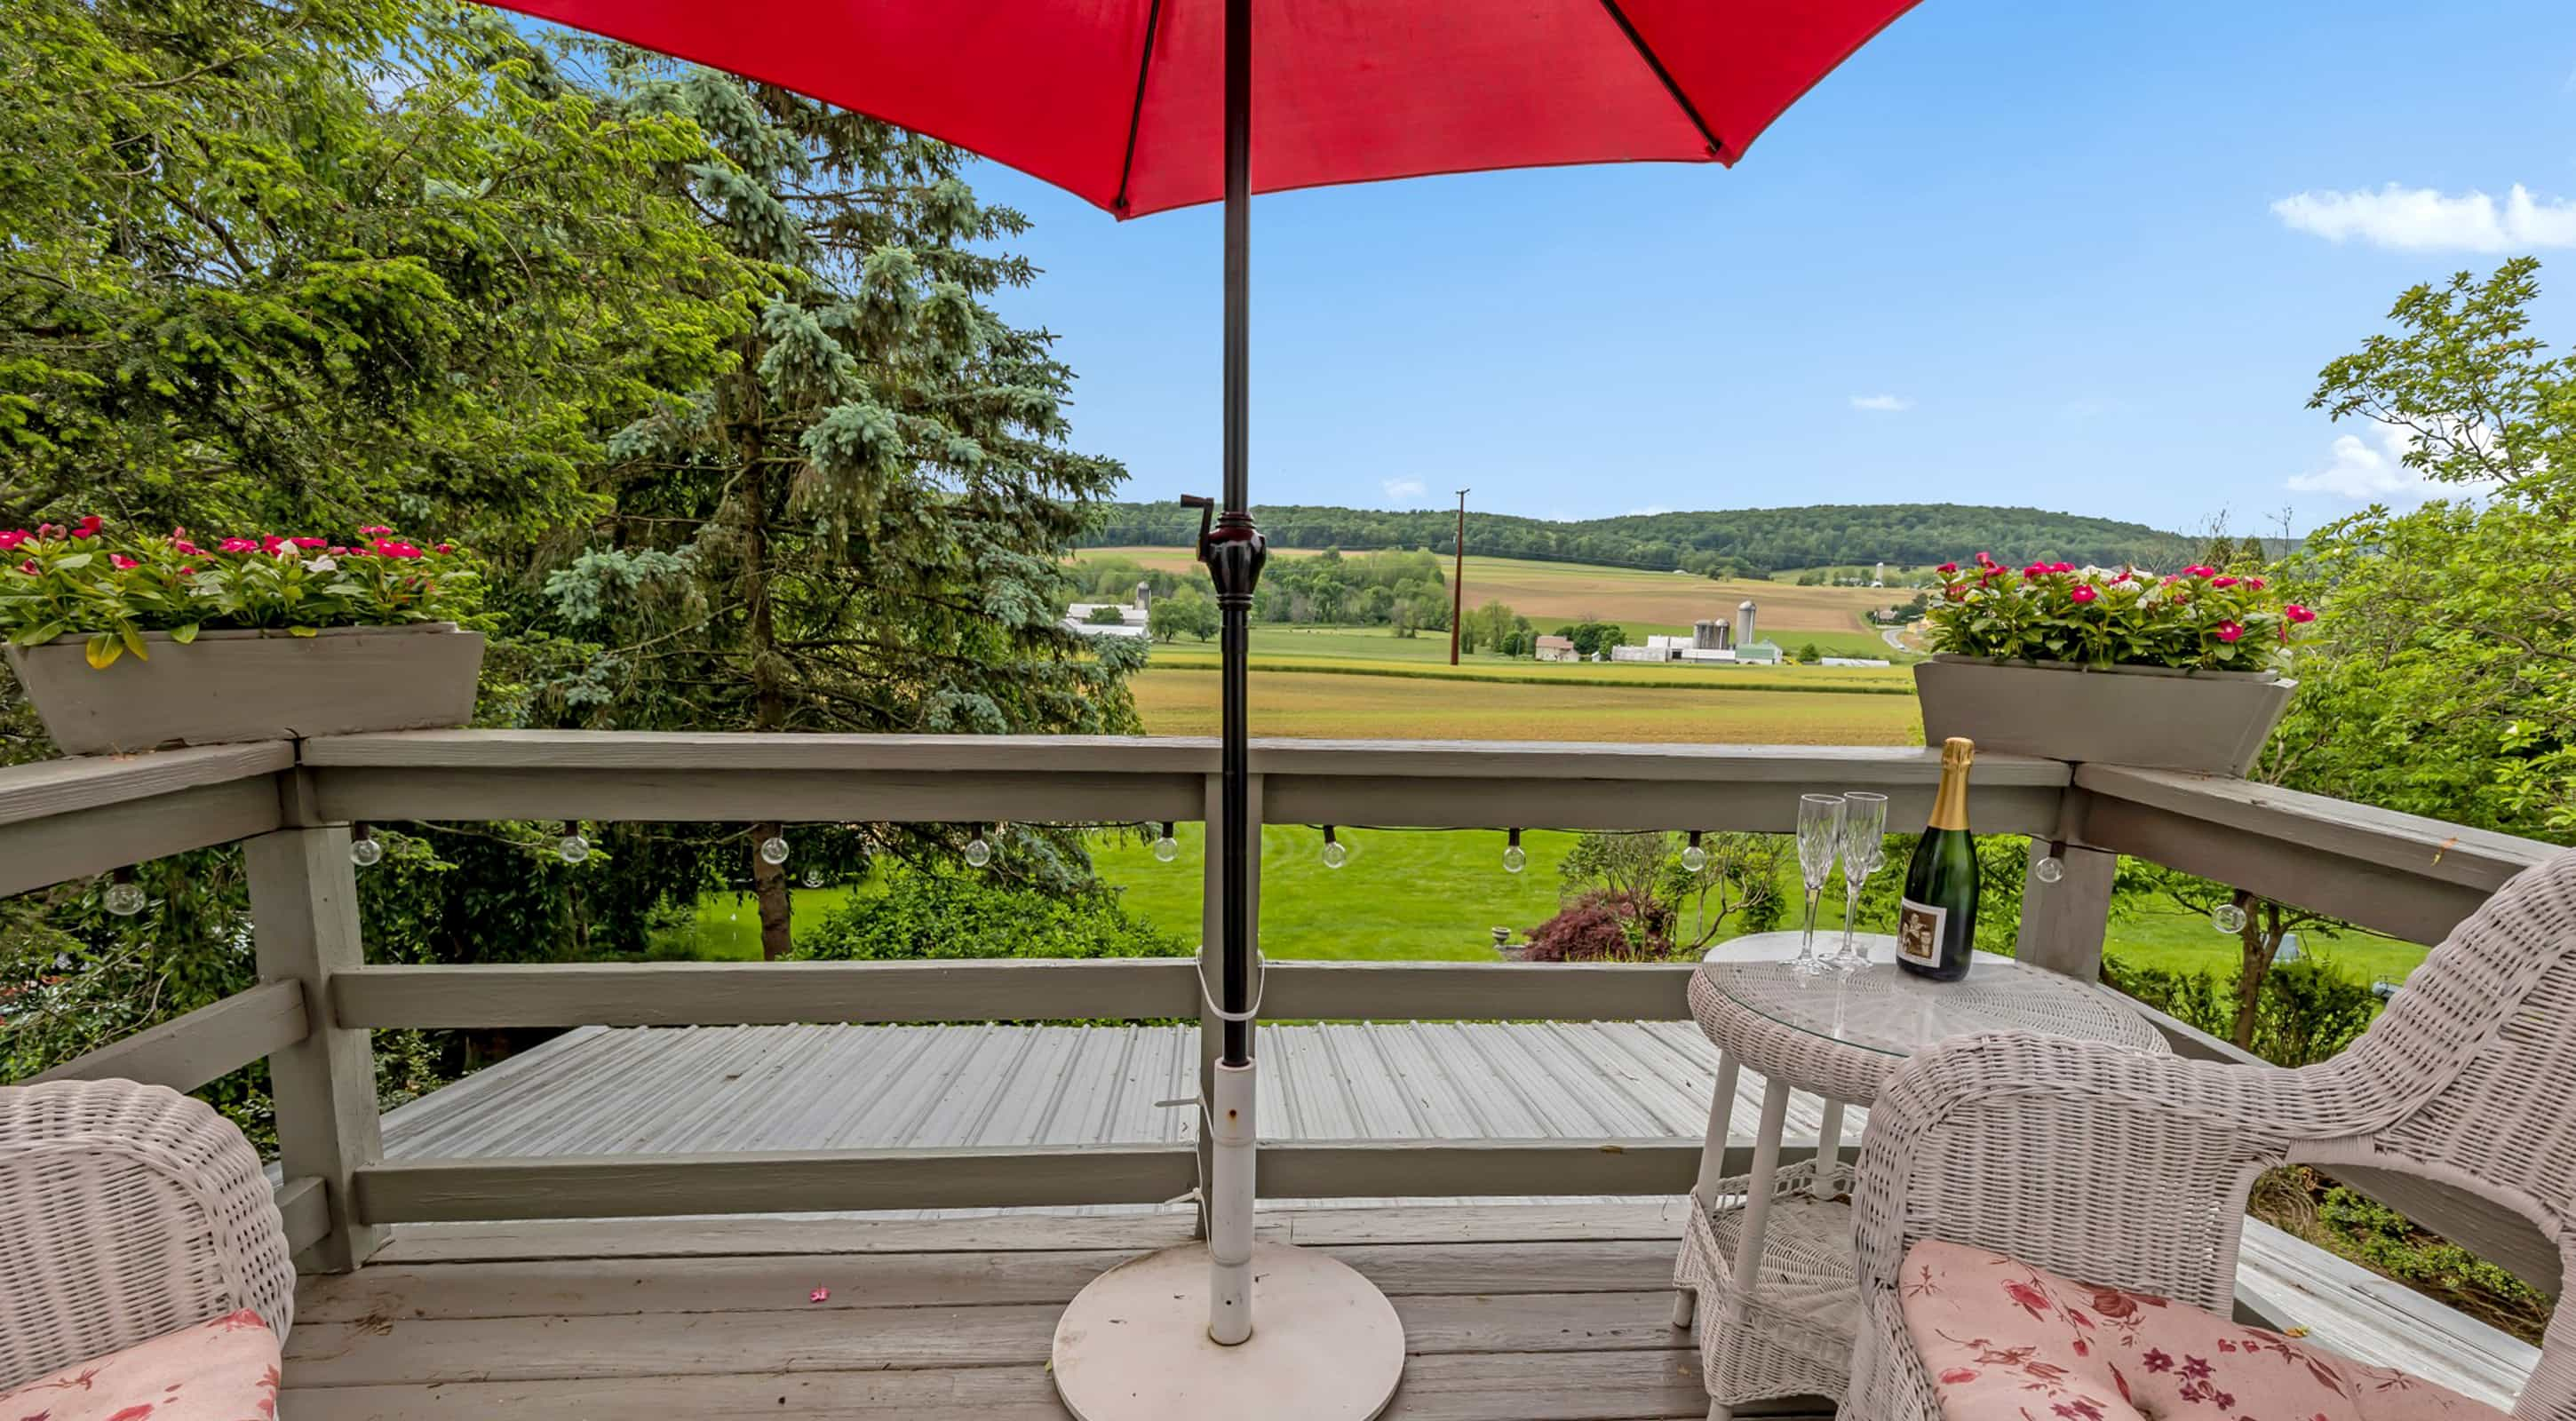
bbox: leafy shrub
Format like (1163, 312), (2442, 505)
(1524, 889), (1674, 962)
(2103, 954), (2380, 1067)
(795, 865), (1186, 962)
(2, 519), (476, 666)
(1928, 557), (2310, 671)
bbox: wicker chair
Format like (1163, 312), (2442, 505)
(1846, 847), (2576, 1420)
(0, 1078), (296, 1393)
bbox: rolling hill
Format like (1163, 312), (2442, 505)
(1079, 500), (2202, 576)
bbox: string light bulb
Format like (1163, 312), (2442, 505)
(1680, 831), (1707, 875)
(1502, 829), (1527, 875)
(103, 872), (146, 917)
(802, 867), (825, 890)
(2212, 901), (2247, 934)
(759, 833), (791, 866)
(557, 824), (591, 864)
(1152, 822), (1180, 862)
(2035, 841), (2066, 884)
(1320, 825), (1348, 869)
(964, 826), (992, 869)
(349, 824), (384, 869)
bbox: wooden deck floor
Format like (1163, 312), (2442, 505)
(281, 1202), (1833, 1419)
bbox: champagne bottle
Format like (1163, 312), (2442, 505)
(1896, 737), (1979, 982)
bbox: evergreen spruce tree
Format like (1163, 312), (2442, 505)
(538, 57), (1142, 957)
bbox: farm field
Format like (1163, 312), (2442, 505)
(1128, 666), (1925, 742)
(1149, 630), (1915, 688)
(1078, 546), (1893, 638)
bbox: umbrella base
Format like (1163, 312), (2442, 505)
(1051, 1241), (1404, 1421)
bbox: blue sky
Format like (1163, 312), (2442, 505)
(943, 0), (2576, 535)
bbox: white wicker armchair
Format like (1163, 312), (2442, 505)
(0, 1078), (296, 1391)
(1846, 848), (2576, 1421)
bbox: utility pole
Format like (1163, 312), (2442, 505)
(1450, 488), (1470, 665)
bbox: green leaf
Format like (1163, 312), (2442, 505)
(288, 625), (320, 638)
(83, 632), (121, 670)
(119, 625), (147, 661)
(52, 552), (92, 571)
(170, 623), (200, 645)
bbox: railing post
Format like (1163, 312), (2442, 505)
(247, 789), (386, 1273)
(2017, 788), (2116, 980)
(1195, 770), (1261, 1240)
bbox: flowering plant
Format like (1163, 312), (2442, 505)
(1, 520), (478, 669)
(1925, 554), (2313, 674)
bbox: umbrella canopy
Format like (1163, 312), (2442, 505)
(472, 0), (1917, 216)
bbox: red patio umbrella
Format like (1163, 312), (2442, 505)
(465, 3), (1921, 1415)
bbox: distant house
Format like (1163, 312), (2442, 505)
(1063, 601), (1149, 639)
(1535, 634), (1578, 663)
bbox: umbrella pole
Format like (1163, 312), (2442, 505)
(1052, 0), (1401, 1409)
(1202, 0), (1264, 1348)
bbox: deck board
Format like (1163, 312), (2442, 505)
(284, 1204), (1817, 1420)
(335, 1021), (2538, 1410)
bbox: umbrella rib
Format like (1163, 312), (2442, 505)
(1110, 0), (1167, 213)
(1594, 0), (1726, 158)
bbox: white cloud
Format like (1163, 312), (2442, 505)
(1380, 478), (1426, 503)
(2286, 421), (2430, 500)
(1626, 504), (1672, 517)
(2270, 183), (2576, 252)
(1849, 394), (1913, 412)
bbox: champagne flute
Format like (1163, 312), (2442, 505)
(1831, 791), (1888, 972)
(1793, 794), (1846, 978)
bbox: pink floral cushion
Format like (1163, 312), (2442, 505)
(1900, 1239), (2509, 1421)
(3, 1309), (280, 1421)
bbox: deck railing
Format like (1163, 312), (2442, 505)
(2, 731), (2559, 1294)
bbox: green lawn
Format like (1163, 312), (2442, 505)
(671, 824), (2432, 986)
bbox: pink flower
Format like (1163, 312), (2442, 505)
(2215, 621), (2244, 643)
(2050, 560), (2074, 573)
(72, 514), (102, 539)
(1936, 561), (1957, 573)
(2246, 576), (2266, 591)
(259, 534), (286, 553)
(2182, 564), (2215, 578)
(16, 560), (36, 576)
(172, 539), (200, 555)
(219, 537), (258, 552)
(808, 1287), (831, 1303)
(328, 546), (349, 556)
(178, 566), (195, 576)
(2284, 604), (2316, 623)
(2023, 563), (2049, 579)
(1944, 583), (1967, 600)
(37, 523), (64, 539)
(0, 530), (24, 552)
(359, 524), (394, 536)
(2211, 576), (2238, 589)
(375, 539), (425, 560)
(291, 536), (329, 550)
(2069, 584), (2098, 603)
(435, 543), (455, 554)
(110, 554), (138, 570)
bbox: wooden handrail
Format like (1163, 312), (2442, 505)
(330, 959), (1701, 1028)
(32, 979), (308, 1092)
(2073, 765), (2557, 944)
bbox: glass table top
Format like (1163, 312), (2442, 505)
(1698, 931), (2169, 1059)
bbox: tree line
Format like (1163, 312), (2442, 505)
(1080, 501), (2202, 576)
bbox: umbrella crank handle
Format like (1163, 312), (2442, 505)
(1181, 493), (1217, 568)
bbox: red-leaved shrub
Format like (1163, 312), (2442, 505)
(1523, 889), (1674, 963)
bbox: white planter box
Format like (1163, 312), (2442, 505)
(7, 623), (484, 754)
(1913, 655), (2294, 775)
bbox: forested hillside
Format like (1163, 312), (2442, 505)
(1080, 501), (2200, 576)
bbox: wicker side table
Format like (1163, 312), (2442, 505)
(1670, 933), (2168, 1420)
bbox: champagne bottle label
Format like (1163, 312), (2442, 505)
(1896, 898), (1946, 967)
